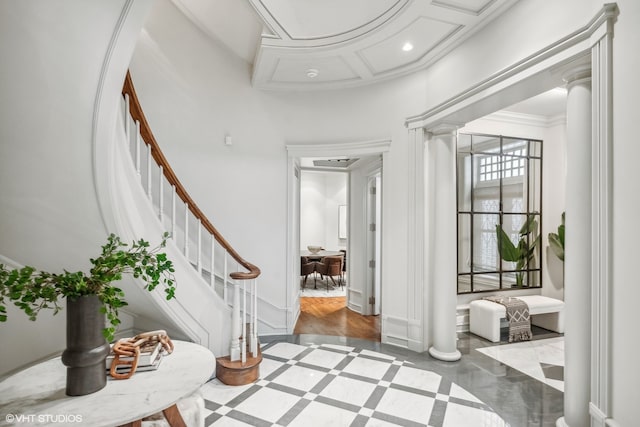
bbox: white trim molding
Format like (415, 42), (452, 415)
(589, 4), (617, 426)
(481, 110), (566, 128)
(406, 127), (426, 351)
(405, 3), (619, 131)
(286, 139), (392, 158)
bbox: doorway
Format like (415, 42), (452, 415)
(285, 140), (390, 337)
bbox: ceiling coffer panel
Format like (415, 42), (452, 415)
(271, 55), (359, 83)
(358, 16), (460, 75)
(258, 0), (404, 40)
(431, 0), (497, 15)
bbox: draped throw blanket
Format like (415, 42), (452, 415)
(483, 296), (533, 342)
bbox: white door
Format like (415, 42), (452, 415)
(366, 173), (382, 315)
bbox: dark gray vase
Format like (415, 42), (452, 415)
(61, 294), (110, 396)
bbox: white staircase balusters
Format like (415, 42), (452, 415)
(252, 278), (258, 356)
(158, 165), (164, 220)
(223, 252), (228, 304)
(242, 280), (247, 364)
(171, 184), (176, 239)
(184, 203), (189, 259)
(197, 219), (202, 274)
(210, 235), (215, 287)
(135, 121), (141, 175)
(146, 143), (152, 199)
(124, 94), (130, 141)
(230, 280), (241, 361)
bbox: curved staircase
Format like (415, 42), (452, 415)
(113, 72), (262, 385)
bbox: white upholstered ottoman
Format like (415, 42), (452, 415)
(469, 295), (564, 342)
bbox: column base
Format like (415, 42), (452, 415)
(428, 346), (461, 362)
(556, 417), (569, 427)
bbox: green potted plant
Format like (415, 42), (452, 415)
(0, 232), (176, 395)
(495, 214), (540, 287)
(548, 212), (565, 261)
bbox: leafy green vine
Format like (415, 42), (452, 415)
(0, 233), (176, 341)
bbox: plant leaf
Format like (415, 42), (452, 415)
(549, 233), (565, 261)
(496, 225), (519, 262)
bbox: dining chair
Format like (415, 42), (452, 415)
(339, 249), (347, 285)
(315, 255), (343, 290)
(300, 256), (317, 289)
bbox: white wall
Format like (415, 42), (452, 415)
(0, 0), (152, 375)
(300, 170), (347, 251)
(130, 0), (427, 336)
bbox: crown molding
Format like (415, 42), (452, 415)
(481, 110), (567, 128)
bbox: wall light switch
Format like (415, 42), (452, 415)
(224, 135), (232, 146)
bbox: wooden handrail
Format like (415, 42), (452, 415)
(122, 71), (260, 280)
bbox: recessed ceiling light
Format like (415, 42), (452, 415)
(402, 42), (414, 52)
(306, 68), (319, 78)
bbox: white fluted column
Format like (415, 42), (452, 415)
(427, 123), (461, 362)
(557, 65), (592, 427)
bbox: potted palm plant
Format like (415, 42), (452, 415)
(548, 212), (565, 261)
(495, 214), (540, 287)
(0, 232), (176, 396)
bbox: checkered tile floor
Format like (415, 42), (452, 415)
(200, 342), (507, 426)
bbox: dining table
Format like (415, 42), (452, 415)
(300, 250), (343, 261)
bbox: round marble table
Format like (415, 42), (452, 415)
(0, 341), (215, 427)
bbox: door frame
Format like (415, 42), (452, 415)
(285, 139), (391, 332)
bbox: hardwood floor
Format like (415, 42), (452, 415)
(294, 297), (381, 341)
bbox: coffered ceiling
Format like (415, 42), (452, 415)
(171, 0), (518, 90)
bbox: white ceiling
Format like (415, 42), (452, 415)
(502, 87), (567, 118)
(171, 0), (518, 90)
(168, 0), (566, 118)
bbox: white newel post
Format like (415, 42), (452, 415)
(557, 65), (592, 427)
(427, 123), (461, 362)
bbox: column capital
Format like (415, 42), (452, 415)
(563, 64), (591, 87)
(426, 121), (464, 137)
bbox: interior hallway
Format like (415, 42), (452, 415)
(294, 297), (381, 341)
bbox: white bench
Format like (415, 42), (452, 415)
(469, 295), (564, 342)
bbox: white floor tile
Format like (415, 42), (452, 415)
(270, 364), (325, 391)
(546, 378), (564, 392)
(263, 342), (308, 360)
(258, 357), (284, 378)
(299, 348), (348, 370)
(392, 365), (442, 393)
(200, 380), (252, 405)
(476, 337), (565, 393)
(233, 387), (300, 423)
(374, 387), (435, 424)
(442, 402), (508, 427)
(365, 418), (407, 426)
(319, 375), (378, 407)
(342, 355), (391, 380)
(287, 400), (357, 427)
(208, 416), (255, 426)
(449, 383), (484, 404)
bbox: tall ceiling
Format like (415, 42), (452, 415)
(170, 0), (518, 90)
